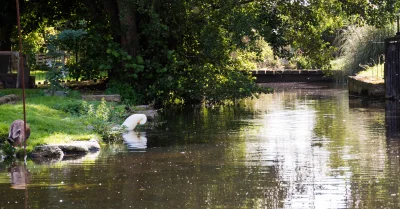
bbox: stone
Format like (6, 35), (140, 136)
(30, 140), (101, 160)
(135, 109), (158, 121)
(0, 94), (20, 105)
(31, 145), (64, 159)
(73, 139), (101, 152)
(135, 105), (150, 110)
(81, 94), (121, 102)
(56, 139), (101, 154)
(44, 90), (68, 97)
(348, 76), (385, 97)
(57, 144), (89, 154)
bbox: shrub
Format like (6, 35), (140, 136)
(52, 100), (85, 116)
(106, 80), (140, 105)
(295, 55), (312, 69)
(82, 99), (126, 142)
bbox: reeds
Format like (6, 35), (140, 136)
(335, 24), (396, 77)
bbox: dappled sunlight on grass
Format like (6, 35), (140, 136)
(356, 63), (384, 79)
(0, 89), (99, 152)
(27, 104), (67, 117)
(41, 133), (97, 145)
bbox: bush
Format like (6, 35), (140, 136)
(45, 67), (68, 94)
(52, 100), (85, 116)
(295, 55), (312, 69)
(106, 80), (140, 105)
(82, 99), (126, 142)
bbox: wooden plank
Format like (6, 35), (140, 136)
(81, 94), (121, 102)
(0, 51), (13, 55)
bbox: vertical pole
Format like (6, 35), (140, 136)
(15, 0), (27, 156)
(15, 1), (28, 208)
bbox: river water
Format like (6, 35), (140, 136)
(1, 83), (400, 209)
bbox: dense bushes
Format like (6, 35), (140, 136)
(51, 97), (128, 142)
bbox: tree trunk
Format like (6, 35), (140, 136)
(102, 0), (140, 80)
(102, 0), (121, 43)
(117, 0), (139, 58)
(0, 28), (11, 74)
(16, 54), (30, 88)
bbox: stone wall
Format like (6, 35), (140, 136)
(347, 76), (385, 97)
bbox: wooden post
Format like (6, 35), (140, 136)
(385, 36), (400, 100)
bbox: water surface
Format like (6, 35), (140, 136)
(1, 83), (400, 209)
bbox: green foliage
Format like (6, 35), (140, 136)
(52, 99), (85, 116)
(20, 30), (46, 68)
(335, 24), (395, 76)
(82, 99), (126, 142)
(0, 123), (9, 143)
(44, 29), (76, 94)
(255, 39), (280, 69)
(6, 0), (400, 106)
(45, 66), (68, 94)
(106, 80), (139, 105)
(293, 54), (313, 69)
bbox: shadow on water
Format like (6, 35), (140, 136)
(144, 105), (262, 148)
(386, 101), (400, 139)
(4, 83), (400, 208)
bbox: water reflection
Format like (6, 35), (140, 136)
(123, 131), (147, 151)
(31, 150), (101, 165)
(3, 83), (400, 208)
(386, 101), (400, 138)
(9, 164), (30, 190)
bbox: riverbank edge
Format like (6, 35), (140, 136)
(0, 91), (158, 161)
(348, 76), (385, 98)
(18, 107), (156, 161)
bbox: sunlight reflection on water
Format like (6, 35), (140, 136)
(0, 83), (397, 208)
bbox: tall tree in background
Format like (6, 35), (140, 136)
(1, 0), (399, 104)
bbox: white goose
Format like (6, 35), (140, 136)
(122, 114), (147, 131)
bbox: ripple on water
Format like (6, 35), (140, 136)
(1, 85), (399, 208)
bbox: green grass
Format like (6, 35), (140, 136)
(30, 70), (47, 84)
(0, 89), (98, 153)
(330, 57), (385, 80)
(356, 63), (384, 79)
(31, 70), (109, 84)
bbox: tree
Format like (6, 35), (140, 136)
(2, 0), (399, 104)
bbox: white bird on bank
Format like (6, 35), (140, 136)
(122, 114), (147, 131)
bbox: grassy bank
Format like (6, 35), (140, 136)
(356, 63), (384, 79)
(0, 89), (102, 155)
(330, 58), (384, 80)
